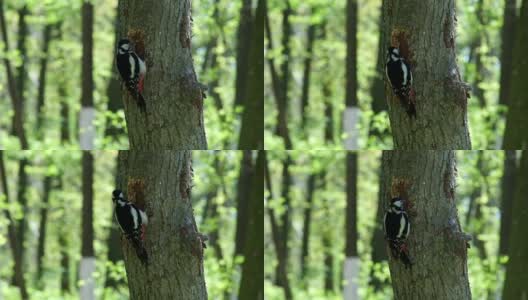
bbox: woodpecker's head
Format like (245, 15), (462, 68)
(112, 189), (124, 203)
(117, 39), (132, 54)
(387, 47), (400, 62)
(390, 197), (405, 213)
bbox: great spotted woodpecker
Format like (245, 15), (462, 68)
(112, 189), (148, 264)
(116, 39), (147, 111)
(386, 47), (415, 117)
(384, 197), (412, 268)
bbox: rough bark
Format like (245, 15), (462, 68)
(234, 151), (254, 257)
(237, 150), (264, 300)
(503, 0), (528, 149)
(381, 151), (471, 300)
(117, 0), (207, 149)
(0, 153), (29, 299)
(499, 150), (516, 256)
(498, 0), (517, 107)
(0, 0), (29, 149)
(116, 151), (207, 299)
(238, 0), (264, 149)
(382, 1), (471, 149)
(502, 150), (528, 299)
(369, 160), (388, 290)
(369, 15), (388, 140)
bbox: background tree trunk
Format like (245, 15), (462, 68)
(80, 1), (95, 150)
(343, 0), (359, 150)
(238, 0), (264, 149)
(237, 150), (264, 300)
(117, 0), (207, 149)
(503, 0), (528, 149)
(80, 151), (95, 300)
(381, 151), (471, 299)
(499, 150), (516, 256)
(502, 150), (528, 299)
(498, 0), (517, 108)
(343, 152), (359, 299)
(382, 0), (471, 149)
(117, 150), (207, 299)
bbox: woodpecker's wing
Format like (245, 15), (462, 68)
(130, 203), (148, 225)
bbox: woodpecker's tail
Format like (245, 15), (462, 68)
(125, 84), (146, 112)
(388, 239), (413, 269)
(127, 233), (148, 265)
(395, 88), (416, 118)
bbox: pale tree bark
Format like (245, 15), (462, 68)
(117, 0), (207, 149)
(117, 151), (207, 299)
(381, 151), (471, 300)
(503, 0), (528, 149)
(502, 150), (528, 299)
(382, 0), (471, 149)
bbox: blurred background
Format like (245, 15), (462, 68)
(0, 150), (255, 299)
(0, 0), (250, 149)
(265, 0), (517, 149)
(264, 150), (522, 299)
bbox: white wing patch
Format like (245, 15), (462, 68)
(129, 55), (136, 79)
(397, 215), (406, 238)
(131, 207), (139, 230)
(139, 209), (148, 225)
(401, 61), (408, 86)
(139, 58), (146, 76)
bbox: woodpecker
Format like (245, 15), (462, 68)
(116, 39), (147, 111)
(384, 197), (412, 268)
(112, 189), (148, 264)
(385, 47), (415, 117)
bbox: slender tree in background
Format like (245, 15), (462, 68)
(234, 151), (254, 257)
(0, 153), (29, 299)
(116, 1), (207, 149)
(80, 1), (95, 151)
(381, 151), (471, 299)
(382, 0), (471, 149)
(343, 0), (359, 150)
(343, 152), (359, 299)
(234, 0), (252, 109)
(502, 150), (528, 299)
(238, 151), (264, 300)
(116, 151), (207, 299)
(36, 24), (53, 131)
(300, 173), (316, 279)
(498, 0), (517, 108)
(36, 175), (53, 283)
(264, 153), (293, 300)
(238, 0), (264, 149)
(503, 0), (528, 149)
(0, 0), (29, 149)
(14, 5), (28, 137)
(80, 151), (95, 300)
(499, 150), (516, 256)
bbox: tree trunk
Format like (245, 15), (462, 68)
(36, 175), (53, 283)
(233, 0), (252, 109)
(498, 0), (517, 107)
(80, 151), (95, 300)
(343, 0), (359, 150)
(237, 150), (264, 300)
(13, 6), (28, 136)
(117, 0), (207, 149)
(116, 150), (207, 299)
(300, 22), (316, 132)
(343, 152), (359, 299)
(382, 0), (471, 149)
(499, 150), (516, 256)
(369, 157), (388, 290)
(80, 1), (95, 150)
(264, 153), (293, 300)
(503, 0), (528, 149)
(14, 158), (28, 284)
(300, 173), (316, 279)
(238, 0), (264, 149)
(0, 0), (29, 149)
(234, 151), (254, 257)
(0, 153), (29, 300)
(502, 150), (528, 299)
(36, 24), (53, 131)
(369, 14), (389, 141)
(381, 151), (471, 299)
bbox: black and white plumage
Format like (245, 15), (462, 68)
(384, 197), (412, 268)
(385, 47), (415, 117)
(112, 189), (149, 264)
(116, 39), (147, 111)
